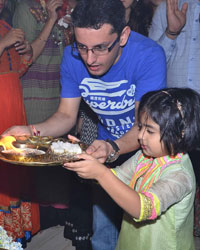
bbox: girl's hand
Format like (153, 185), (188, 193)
(166, 0), (188, 34)
(46, 0), (63, 22)
(1, 29), (25, 49)
(64, 153), (108, 180)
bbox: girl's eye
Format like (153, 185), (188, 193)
(147, 130), (154, 134)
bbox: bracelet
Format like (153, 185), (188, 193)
(29, 125), (40, 136)
(165, 28), (181, 36)
(38, 37), (47, 43)
(105, 139), (120, 163)
(21, 56), (32, 66)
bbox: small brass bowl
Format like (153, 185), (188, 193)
(12, 141), (36, 149)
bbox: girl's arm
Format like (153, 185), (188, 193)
(64, 153), (141, 219)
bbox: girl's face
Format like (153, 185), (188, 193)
(120, 0), (134, 9)
(0, 0), (6, 15)
(138, 113), (168, 158)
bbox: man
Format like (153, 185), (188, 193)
(5, 0), (166, 249)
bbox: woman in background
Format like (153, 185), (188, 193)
(0, 0), (40, 246)
(12, 0), (78, 235)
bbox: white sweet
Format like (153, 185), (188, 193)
(50, 141), (82, 155)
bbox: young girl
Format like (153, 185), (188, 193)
(65, 88), (200, 250)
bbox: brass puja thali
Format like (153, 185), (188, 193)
(0, 135), (88, 167)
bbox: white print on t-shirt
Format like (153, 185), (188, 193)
(79, 77), (136, 138)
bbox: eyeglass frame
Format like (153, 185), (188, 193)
(71, 35), (120, 56)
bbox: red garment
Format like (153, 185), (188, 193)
(0, 20), (40, 241)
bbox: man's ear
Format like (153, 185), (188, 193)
(119, 26), (131, 46)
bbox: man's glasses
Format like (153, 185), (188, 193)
(72, 36), (120, 56)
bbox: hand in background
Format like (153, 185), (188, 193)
(30, 0), (63, 23)
(166, 0), (188, 33)
(46, 0), (63, 22)
(15, 40), (33, 56)
(0, 28), (25, 50)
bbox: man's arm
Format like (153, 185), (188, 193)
(3, 97), (81, 137)
(87, 102), (140, 162)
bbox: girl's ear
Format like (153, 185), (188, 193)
(119, 26), (131, 47)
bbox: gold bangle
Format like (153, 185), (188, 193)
(21, 56), (32, 66)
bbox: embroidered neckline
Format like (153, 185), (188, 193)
(129, 153), (184, 192)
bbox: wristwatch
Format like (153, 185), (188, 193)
(105, 139), (120, 163)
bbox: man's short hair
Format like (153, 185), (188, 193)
(71, 0), (126, 35)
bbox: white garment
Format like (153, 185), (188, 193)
(149, 0), (200, 94)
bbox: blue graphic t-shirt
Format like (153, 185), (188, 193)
(60, 31), (166, 140)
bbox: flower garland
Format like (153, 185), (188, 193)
(0, 226), (23, 250)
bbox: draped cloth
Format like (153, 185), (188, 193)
(0, 20), (40, 242)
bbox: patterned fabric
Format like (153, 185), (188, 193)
(79, 101), (98, 145)
(0, 21), (31, 77)
(0, 201), (32, 241)
(0, 19), (40, 243)
(129, 152), (183, 192)
(13, 0), (73, 124)
(114, 152), (195, 250)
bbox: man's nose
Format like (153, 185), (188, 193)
(86, 50), (97, 65)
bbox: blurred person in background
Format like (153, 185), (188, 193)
(12, 0), (77, 233)
(0, 0), (40, 246)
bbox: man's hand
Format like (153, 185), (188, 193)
(86, 140), (114, 163)
(166, 0), (188, 38)
(2, 126), (32, 137)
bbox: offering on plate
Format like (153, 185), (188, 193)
(0, 136), (87, 166)
(50, 141), (82, 155)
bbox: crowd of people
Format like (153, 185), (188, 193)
(0, 0), (200, 250)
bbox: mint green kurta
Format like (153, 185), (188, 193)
(115, 151), (195, 250)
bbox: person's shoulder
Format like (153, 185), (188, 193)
(16, 0), (30, 7)
(62, 45), (85, 68)
(129, 31), (159, 47)
(128, 31), (165, 54)
(14, 0), (32, 11)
